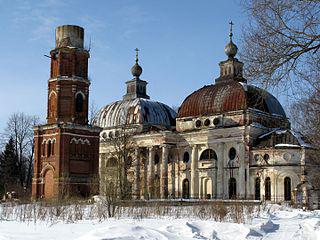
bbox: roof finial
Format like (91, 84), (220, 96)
(135, 48), (139, 63)
(229, 21), (234, 41)
(224, 21), (238, 59)
(131, 48), (142, 78)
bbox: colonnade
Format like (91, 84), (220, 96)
(127, 142), (249, 200)
(132, 144), (220, 199)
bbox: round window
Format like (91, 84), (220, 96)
(115, 130), (120, 137)
(263, 154), (270, 161)
(102, 132), (107, 139)
(195, 120), (202, 128)
(229, 147), (236, 160)
(213, 117), (220, 125)
(108, 131), (113, 138)
(204, 119), (210, 126)
(283, 152), (291, 161)
(254, 154), (261, 162)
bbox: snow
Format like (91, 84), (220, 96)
(0, 204), (319, 240)
(257, 128), (314, 149)
(275, 143), (301, 148)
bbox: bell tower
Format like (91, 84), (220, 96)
(47, 25), (89, 125)
(32, 25), (101, 200)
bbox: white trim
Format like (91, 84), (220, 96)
(49, 90), (57, 98)
(75, 91), (86, 99)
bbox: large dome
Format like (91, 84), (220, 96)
(94, 98), (176, 129)
(178, 80), (286, 118)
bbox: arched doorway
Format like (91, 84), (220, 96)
(44, 170), (54, 199)
(182, 179), (190, 199)
(255, 178), (261, 200)
(204, 178), (212, 199)
(229, 177), (237, 199)
(284, 177), (291, 201)
(265, 177), (271, 200)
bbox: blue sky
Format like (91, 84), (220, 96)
(0, 0), (267, 130)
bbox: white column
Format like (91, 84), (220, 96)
(238, 143), (245, 199)
(171, 149), (176, 198)
(160, 145), (169, 199)
(147, 146), (155, 199)
(191, 145), (199, 199)
(175, 150), (180, 198)
(217, 143), (224, 198)
(133, 148), (140, 199)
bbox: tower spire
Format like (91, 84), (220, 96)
(216, 21), (245, 83)
(124, 48), (149, 100)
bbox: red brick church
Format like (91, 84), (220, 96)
(32, 25), (101, 199)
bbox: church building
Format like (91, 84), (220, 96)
(94, 24), (319, 208)
(31, 24), (319, 209)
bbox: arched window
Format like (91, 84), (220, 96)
(51, 140), (55, 156)
(229, 178), (237, 199)
(199, 149), (217, 161)
(183, 152), (190, 163)
(255, 178), (261, 200)
(154, 154), (160, 165)
(265, 177), (271, 201)
(47, 140), (52, 157)
(182, 179), (190, 199)
(284, 177), (291, 201)
(229, 147), (236, 160)
(42, 142), (46, 156)
(48, 92), (57, 118)
(75, 93), (84, 113)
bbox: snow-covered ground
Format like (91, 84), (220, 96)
(0, 204), (319, 240)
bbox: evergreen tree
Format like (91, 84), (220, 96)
(0, 137), (19, 192)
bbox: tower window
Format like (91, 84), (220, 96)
(47, 141), (52, 157)
(76, 93), (84, 112)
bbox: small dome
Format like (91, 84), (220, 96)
(178, 81), (286, 118)
(94, 98), (177, 129)
(131, 63), (142, 78)
(224, 41), (238, 59)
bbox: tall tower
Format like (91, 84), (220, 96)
(32, 25), (101, 200)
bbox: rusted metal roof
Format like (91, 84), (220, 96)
(178, 81), (286, 118)
(94, 98), (176, 129)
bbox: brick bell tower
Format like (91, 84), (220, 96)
(32, 25), (101, 200)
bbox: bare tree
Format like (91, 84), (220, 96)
(240, 0), (320, 147)
(290, 92), (320, 144)
(102, 126), (136, 200)
(240, 0), (320, 94)
(89, 100), (99, 125)
(3, 112), (39, 191)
